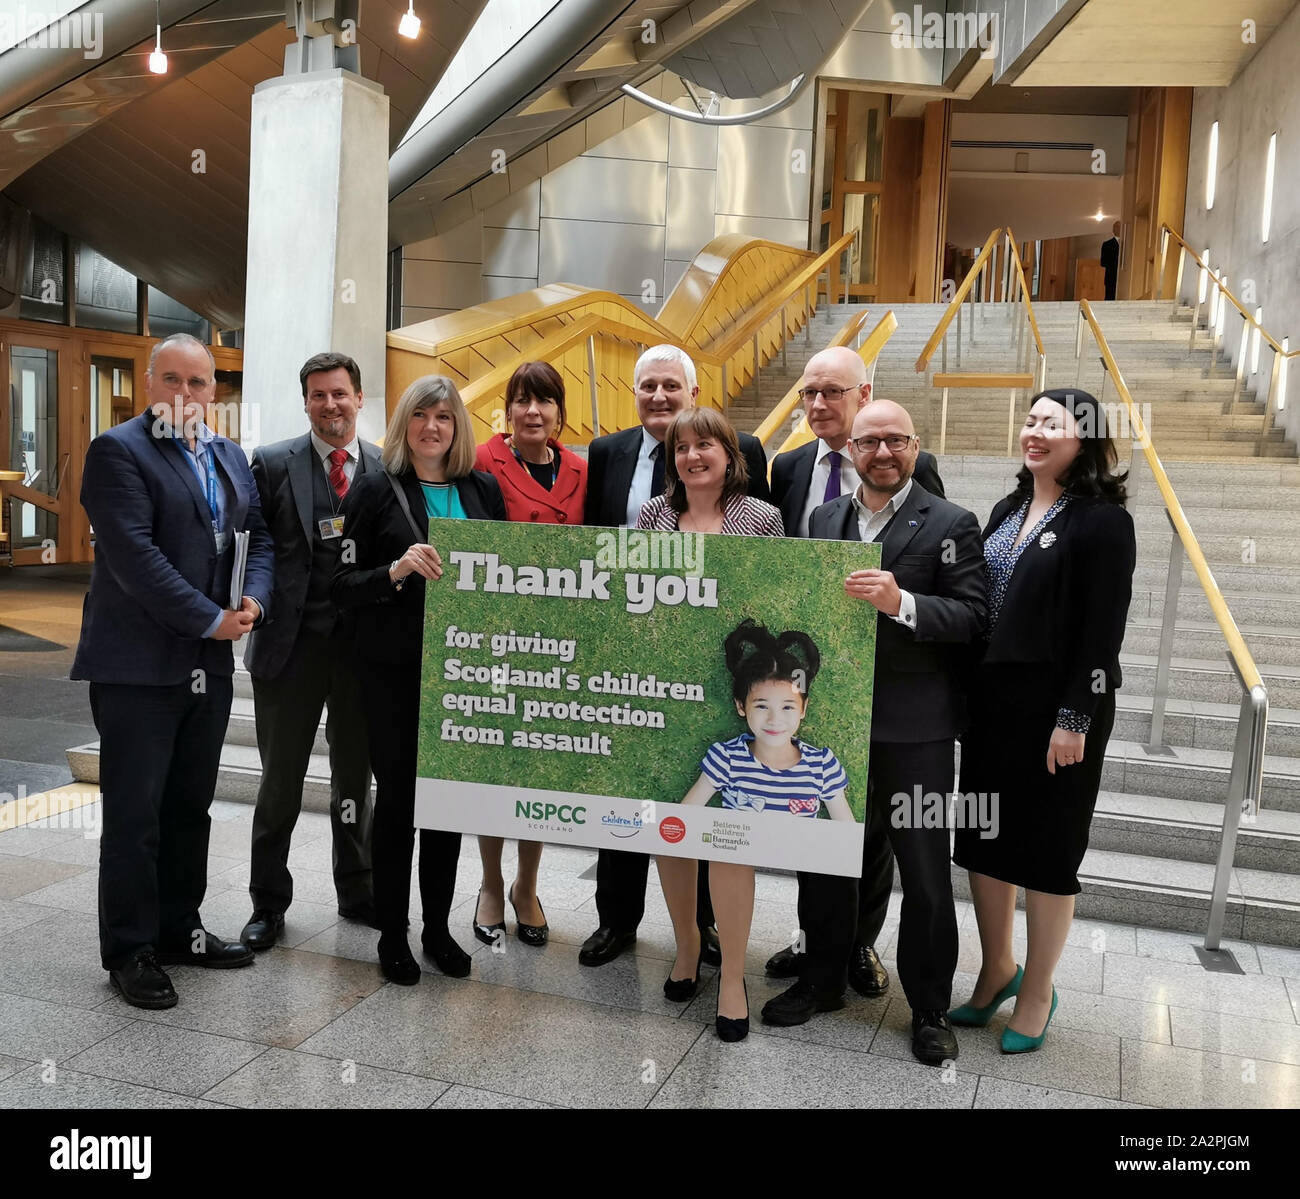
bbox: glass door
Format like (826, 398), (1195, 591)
(1, 332), (67, 564)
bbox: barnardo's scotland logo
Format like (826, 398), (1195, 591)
(601, 810), (643, 838)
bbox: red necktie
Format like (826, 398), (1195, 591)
(328, 448), (349, 500)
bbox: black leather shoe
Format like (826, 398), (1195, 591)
(911, 1009), (959, 1065)
(338, 901), (378, 928)
(422, 932), (472, 978)
(157, 931), (254, 969)
(240, 910), (284, 951)
(760, 979), (846, 1027)
(109, 950), (177, 1009)
(578, 926), (636, 967)
(699, 924), (721, 968)
(848, 944), (890, 998)
(378, 933), (420, 985)
(765, 944), (801, 978)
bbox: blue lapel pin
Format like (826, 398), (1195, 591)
(908, 520), (918, 527)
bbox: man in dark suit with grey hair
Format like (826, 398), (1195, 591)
(73, 333), (274, 1009)
(579, 343), (769, 968)
(240, 352), (381, 950)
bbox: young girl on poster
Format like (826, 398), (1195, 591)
(661, 619), (854, 1045)
(682, 618), (854, 822)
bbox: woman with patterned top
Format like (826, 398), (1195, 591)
(950, 389), (1135, 1054)
(636, 408), (783, 1040)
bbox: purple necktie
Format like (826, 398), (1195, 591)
(823, 450), (842, 504)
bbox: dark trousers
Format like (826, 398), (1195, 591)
(91, 677), (233, 970)
(249, 627), (373, 914)
(595, 849), (714, 932)
(797, 738), (959, 1010)
(362, 660), (460, 935)
(1104, 271), (1118, 301)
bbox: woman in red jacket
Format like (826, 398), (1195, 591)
(474, 361), (586, 525)
(471, 361), (588, 948)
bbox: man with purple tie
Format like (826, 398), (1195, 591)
(769, 347), (943, 539)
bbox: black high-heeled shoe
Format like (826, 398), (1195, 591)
(471, 889), (506, 947)
(663, 939), (704, 1002)
(377, 933), (420, 986)
(508, 882), (548, 948)
(716, 979), (749, 1042)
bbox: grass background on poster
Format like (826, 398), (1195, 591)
(417, 520), (879, 822)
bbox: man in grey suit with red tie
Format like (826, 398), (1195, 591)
(240, 352), (380, 950)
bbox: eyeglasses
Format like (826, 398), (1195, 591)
(797, 385), (852, 403)
(849, 434), (916, 453)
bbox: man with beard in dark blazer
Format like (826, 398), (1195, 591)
(762, 399), (987, 1067)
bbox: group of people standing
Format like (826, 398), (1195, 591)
(74, 329), (1135, 1067)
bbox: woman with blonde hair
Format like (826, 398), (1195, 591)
(332, 375), (506, 985)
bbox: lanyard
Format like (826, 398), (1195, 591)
(195, 442), (221, 535)
(507, 438), (559, 488)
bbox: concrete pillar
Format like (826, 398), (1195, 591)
(241, 68), (389, 451)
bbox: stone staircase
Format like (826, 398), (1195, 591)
(66, 297), (1300, 950)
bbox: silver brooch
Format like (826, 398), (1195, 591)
(1039, 531), (1057, 549)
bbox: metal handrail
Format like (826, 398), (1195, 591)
(1078, 298), (1269, 956)
(754, 307), (898, 450)
(1155, 225), (1293, 444)
(918, 227), (1048, 455)
(914, 227), (1001, 372)
(1157, 225), (1298, 357)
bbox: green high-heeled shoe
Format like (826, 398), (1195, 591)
(1000, 987), (1058, 1054)
(948, 965), (1023, 1027)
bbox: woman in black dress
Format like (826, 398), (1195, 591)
(951, 389), (1135, 1053)
(331, 375), (506, 985)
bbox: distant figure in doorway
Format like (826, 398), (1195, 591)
(1100, 222), (1121, 301)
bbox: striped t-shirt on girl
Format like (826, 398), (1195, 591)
(700, 735), (848, 818)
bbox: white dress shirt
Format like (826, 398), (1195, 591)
(851, 477), (918, 631)
(799, 438), (860, 537)
(625, 426), (662, 529)
(310, 431), (359, 487)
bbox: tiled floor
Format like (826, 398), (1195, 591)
(2, 799), (1299, 1109)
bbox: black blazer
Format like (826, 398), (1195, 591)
(771, 442), (944, 537)
(980, 494), (1135, 720)
(584, 424), (772, 527)
(809, 483), (987, 743)
(243, 433), (383, 680)
(330, 468), (507, 665)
